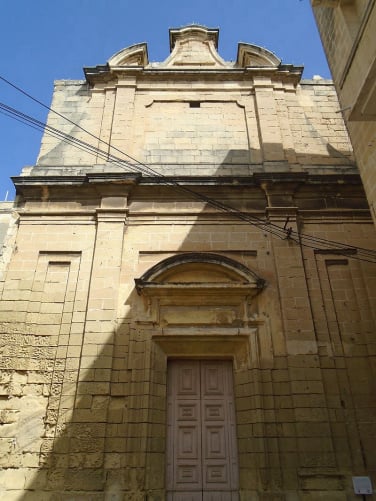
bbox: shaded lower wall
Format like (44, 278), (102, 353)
(0, 182), (375, 500)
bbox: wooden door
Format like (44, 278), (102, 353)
(167, 360), (239, 501)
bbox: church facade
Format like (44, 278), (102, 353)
(0, 25), (375, 500)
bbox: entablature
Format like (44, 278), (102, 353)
(11, 172), (369, 216)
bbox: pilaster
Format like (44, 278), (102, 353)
(109, 76), (138, 156)
(253, 77), (285, 163)
(73, 202), (128, 471)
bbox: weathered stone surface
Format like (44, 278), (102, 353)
(0, 24), (375, 500)
(312, 1), (376, 225)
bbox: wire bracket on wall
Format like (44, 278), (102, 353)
(283, 216), (293, 239)
(285, 227), (293, 239)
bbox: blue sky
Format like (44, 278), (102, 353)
(0, 0), (330, 200)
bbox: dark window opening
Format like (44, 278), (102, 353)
(189, 101), (201, 108)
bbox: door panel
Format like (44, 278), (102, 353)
(201, 364), (225, 397)
(169, 361), (202, 494)
(201, 362), (233, 492)
(167, 360), (239, 500)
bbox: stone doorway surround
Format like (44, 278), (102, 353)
(134, 253), (267, 497)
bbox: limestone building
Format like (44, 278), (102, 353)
(311, 0), (376, 224)
(0, 25), (376, 500)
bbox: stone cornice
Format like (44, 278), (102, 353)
(12, 172), (363, 189)
(12, 172), (141, 186)
(84, 64), (303, 86)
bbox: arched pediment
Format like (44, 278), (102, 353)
(169, 25), (219, 51)
(108, 43), (148, 67)
(236, 43), (281, 68)
(135, 253), (265, 296)
(162, 25), (227, 68)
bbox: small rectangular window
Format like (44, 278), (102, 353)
(189, 101), (200, 108)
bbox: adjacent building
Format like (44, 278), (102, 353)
(311, 0), (376, 224)
(0, 25), (375, 500)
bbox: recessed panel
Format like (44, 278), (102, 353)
(173, 493), (203, 501)
(206, 464), (228, 483)
(176, 465), (200, 484)
(203, 492), (238, 501)
(204, 402), (225, 421)
(178, 365), (200, 396)
(204, 426), (226, 458)
(177, 426), (199, 457)
(178, 402), (199, 421)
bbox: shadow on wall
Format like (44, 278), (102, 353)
(11, 140), (375, 500)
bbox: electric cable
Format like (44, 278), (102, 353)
(0, 100), (287, 241)
(0, 76), (304, 235)
(2, 98), (376, 262)
(1, 77), (376, 263)
(3, 101), (375, 263)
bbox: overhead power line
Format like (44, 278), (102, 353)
(1, 76), (376, 264)
(0, 100), (287, 244)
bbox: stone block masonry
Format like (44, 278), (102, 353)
(1, 24), (375, 500)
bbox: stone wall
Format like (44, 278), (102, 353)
(312, 0), (376, 223)
(35, 78), (354, 178)
(0, 176), (375, 499)
(1, 25), (375, 500)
